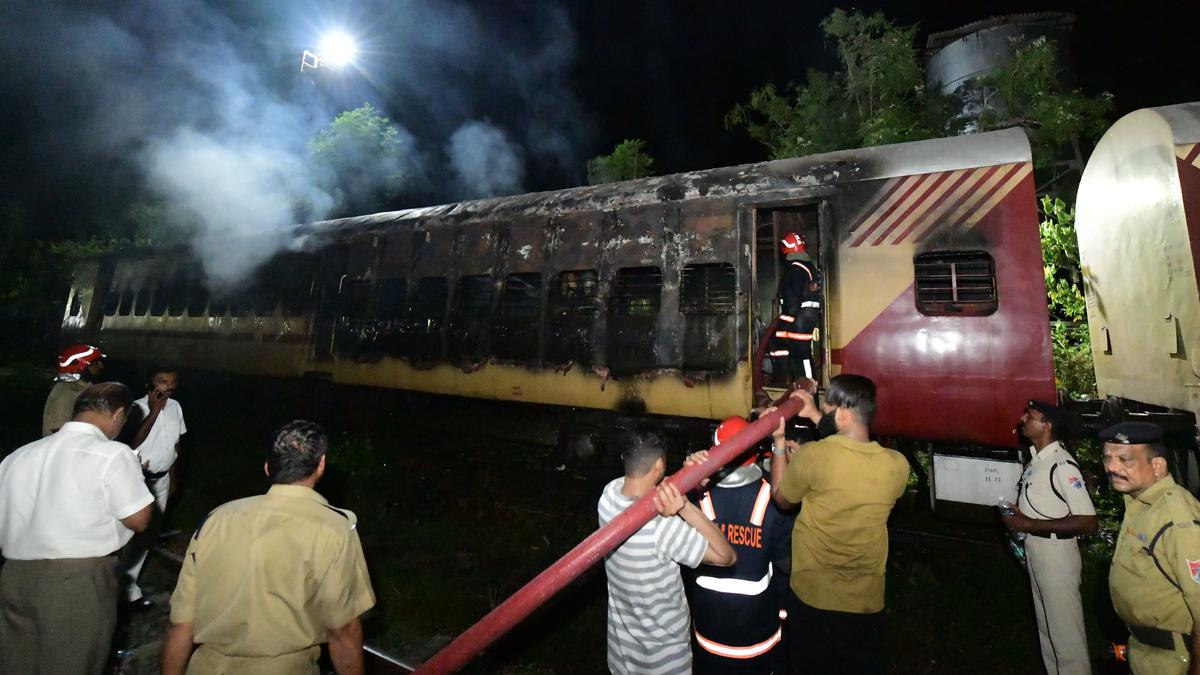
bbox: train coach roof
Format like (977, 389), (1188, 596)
(313, 127), (1031, 233)
(1150, 102), (1200, 145)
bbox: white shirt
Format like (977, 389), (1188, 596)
(0, 422), (154, 559)
(133, 396), (186, 474)
(1017, 441), (1096, 521)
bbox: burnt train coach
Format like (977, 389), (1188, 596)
(62, 128), (1052, 474)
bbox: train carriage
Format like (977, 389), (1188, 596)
(61, 128), (1053, 485)
(1076, 102), (1200, 480)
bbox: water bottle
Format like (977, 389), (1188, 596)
(997, 497), (1027, 542)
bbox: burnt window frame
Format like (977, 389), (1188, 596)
(611, 266), (663, 317)
(913, 250), (998, 316)
(403, 276), (449, 361)
(133, 282), (154, 316)
(374, 277), (408, 321)
(186, 273), (210, 317)
(679, 262), (737, 316)
(493, 272), (543, 362)
(117, 287), (136, 316)
(103, 287), (120, 316)
(447, 274), (494, 363)
(545, 268), (599, 366)
(679, 262), (738, 372)
(607, 266), (664, 374)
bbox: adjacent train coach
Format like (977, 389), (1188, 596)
(1076, 102), (1200, 479)
(61, 127), (1053, 455)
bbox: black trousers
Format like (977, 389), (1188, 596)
(787, 594), (886, 675)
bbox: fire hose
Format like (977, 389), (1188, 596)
(414, 397), (803, 674)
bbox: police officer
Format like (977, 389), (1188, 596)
(42, 343), (106, 436)
(1103, 421), (1200, 675)
(684, 417), (792, 674)
(161, 420), (375, 675)
(768, 232), (822, 384)
(1001, 400), (1098, 675)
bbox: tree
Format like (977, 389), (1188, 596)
(968, 37), (1114, 170)
(1039, 195), (1095, 396)
(308, 104), (423, 215)
(587, 139), (655, 185)
(725, 9), (954, 159)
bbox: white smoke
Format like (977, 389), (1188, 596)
(446, 121), (526, 199)
(145, 129), (333, 289)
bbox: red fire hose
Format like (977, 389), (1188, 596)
(414, 397), (804, 674)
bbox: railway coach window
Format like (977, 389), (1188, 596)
(608, 266), (662, 375)
(118, 287), (135, 316)
(150, 279), (170, 316)
(103, 288), (119, 316)
(494, 273), (542, 362)
(448, 275), (493, 364)
(546, 269), (598, 366)
(134, 283), (153, 316)
(164, 273), (188, 317)
(680, 263), (737, 372)
(375, 278), (408, 320)
(403, 277), (448, 361)
(914, 250), (998, 316)
(187, 279), (210, 317)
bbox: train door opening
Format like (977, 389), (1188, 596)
(753, 203), (826, 399)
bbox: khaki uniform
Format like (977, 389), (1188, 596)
(1110, 475), (1200, 674)
(169, 484), (375, 675)
(42, 379), (88, 436)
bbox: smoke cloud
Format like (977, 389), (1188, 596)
(0, 0), (592, 286)
(447, 121), (525, 200)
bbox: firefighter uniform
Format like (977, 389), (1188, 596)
(169, 484), (375, 674)
(1017, 440), (1095, 675)
(689, 466), (792, 673)
(1109, 473), (1200, 674)
(769, 254), (821, 382)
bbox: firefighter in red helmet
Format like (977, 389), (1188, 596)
(683, 416), (792, 674)
(42, 344), (106, 436)
(768, 231), (822, 385)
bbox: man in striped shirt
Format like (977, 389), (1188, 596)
(599, 429), (737, 675)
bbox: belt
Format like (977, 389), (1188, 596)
(1128, 624), (1186, 651)
(1027, 531), (1073, 540)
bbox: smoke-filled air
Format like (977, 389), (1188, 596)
(0, 0), (591, 287)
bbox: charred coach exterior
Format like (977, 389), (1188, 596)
(62, 128), (1053, 450)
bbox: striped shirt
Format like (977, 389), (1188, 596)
(598, 477), (707, 675)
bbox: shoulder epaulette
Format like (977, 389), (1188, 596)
(322, 504), (358, 529)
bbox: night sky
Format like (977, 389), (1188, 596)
(0, 0), (1196, 242)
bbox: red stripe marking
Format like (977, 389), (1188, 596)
(939, 163), (1025, 233)
(847, 177), (910, 235)
(1185, 144), (1200, 165)
(913, 165), (1005, 244)
(892, 169), (977, 245)
(830, 348), (843, 365)
(870, 171), (954, 246)
(850, 176), (927, 247)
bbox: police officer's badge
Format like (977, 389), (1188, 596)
(1188, 559), (1200, 584)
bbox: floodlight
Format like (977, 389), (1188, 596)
(318, 31), (358, 69)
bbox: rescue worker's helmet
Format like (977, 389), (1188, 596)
(56, 344), (105, 375)
(779, 232), (806, 255)
(713, 416), (758, 467)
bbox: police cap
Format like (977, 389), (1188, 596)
(1098, 421), (1164, 445)
(1027, 400), (1073, 434)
